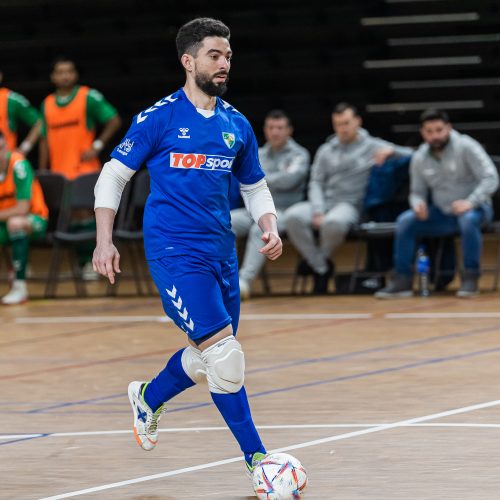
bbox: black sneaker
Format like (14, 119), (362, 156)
(312, 260), (334, 295)
(374, 275), (413, 299)
(296, 259), (314, 276)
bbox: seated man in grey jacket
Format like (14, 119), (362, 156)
(231, 110), (310, 298)
(375, 108), (499, 299)
(284, 102), (413, 294)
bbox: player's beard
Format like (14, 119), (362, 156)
(195, 70), (229, 97)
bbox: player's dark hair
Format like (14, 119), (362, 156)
(176, 17), (230, 60)
(419, 108), (450, 126)
(333, 102), (359, 116)
(265, 109), (292, 126)
(50, 56), (78, 73)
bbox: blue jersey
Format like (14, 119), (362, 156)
(111, 88), (264, 260)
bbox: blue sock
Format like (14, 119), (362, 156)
(211, 386), (266, 458)
(144, 348), (195, 412)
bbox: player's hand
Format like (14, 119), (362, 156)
(80, 148), (99, 162)
(312, 213), (325, 229)
(259, 232), (282, 261)
(92, 242), (121, 284)
(373, 146), (394, 166)
(413, 202), (428, 220)
(452, 199), (473, 215)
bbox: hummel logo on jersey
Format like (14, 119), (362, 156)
(222, 132), (235, 149)
(136, 94), (178, 124)
(178, 128), (190, 139)
(117, 138), (134, 156)
(170, 153), (234, 171)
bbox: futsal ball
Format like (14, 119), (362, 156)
(252, 452), (308, 499)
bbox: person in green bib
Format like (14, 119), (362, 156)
(0, 131), (48, 304)
(0, 69), (42, 156)
(39, 56), (122, 179)
(39, 57), (122, 278)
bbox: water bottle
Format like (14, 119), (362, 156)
(416, 245), (430, 297)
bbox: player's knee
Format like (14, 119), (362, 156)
(201, 335), (245, 394)
(181, 346), (207, 384)
(6, 216), (26, 234)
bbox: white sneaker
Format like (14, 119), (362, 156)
(81, 262), (100, 281)
(127, 381), (166, 451)
(239, 278), (251, 300)
(2, 280), (28, 305)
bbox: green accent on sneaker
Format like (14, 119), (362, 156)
(140, 382), (149, 401)
(246, 452), (267, 473)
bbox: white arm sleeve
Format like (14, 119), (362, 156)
(94, 158), (136, 212)
(240, 178), (277, 224)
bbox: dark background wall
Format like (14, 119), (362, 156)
(1, 0), (499, 160)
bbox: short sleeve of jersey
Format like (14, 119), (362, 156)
(9, 92), (40, 130)
(110, 112), (158, 171)
(12, 159), (34, 200)
(232, 121), (265, 185)
(87, 89), (118, 124)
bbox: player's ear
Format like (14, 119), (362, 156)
(181, 54), (193, 73)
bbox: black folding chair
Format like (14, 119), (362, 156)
(111, 168), (153, 295)
(44, 172), (100, 298)
(24, 172), (69, 281)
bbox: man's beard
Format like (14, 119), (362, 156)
(429, 136), (450, 152)
(195, 71), (228, 97)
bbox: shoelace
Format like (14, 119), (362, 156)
(148, 404), (166, 433)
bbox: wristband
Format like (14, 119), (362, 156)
(93, 139), (104, 151)
(19, 140), (33, 154)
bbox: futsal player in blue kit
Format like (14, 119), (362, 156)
(92, 18), (282, 475)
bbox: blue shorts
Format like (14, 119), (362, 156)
(148, 252), (240, 342)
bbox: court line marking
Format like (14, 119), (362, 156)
(386, 312), (500, 319)
(4, 422), (500, 441)
(38, 399), (500, 499)
(14, 313), (371, 324)
(9, 325), (500, 417)
(12, 312), (500, 325)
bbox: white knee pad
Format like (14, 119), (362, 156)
(181, 346), (207, 384)
(201, 335), (245, 394)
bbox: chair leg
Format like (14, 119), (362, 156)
(69, 248), (87, 297)
(137, 245), (154, 295)
(291, 256), (303, 295)
(433, 237), (445, 290)
(349, 239), (364, 293)
(128, 244), (144, 296)
(291, 268), (298, 295)
(300, 273), (309, 295)
(260, 265), (272, 294)
(492, 239), (500, 292)
(45, 244), (62, 298)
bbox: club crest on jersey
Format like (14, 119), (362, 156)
(170, 153), (234, 171)
(222, 132), (235, 149)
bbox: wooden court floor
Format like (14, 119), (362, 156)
(2, 291), (500, 499)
